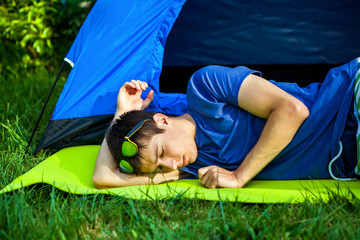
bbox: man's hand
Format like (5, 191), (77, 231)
(198, 166), (245, 189)
(115, 80), (154, 118)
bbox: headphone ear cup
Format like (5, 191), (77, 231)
(119, 160), (134, 174)
(122, 140), (138, 157)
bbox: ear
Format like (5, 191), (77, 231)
(153, 113), (172, 127)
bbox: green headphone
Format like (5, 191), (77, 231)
(119, 118), (152, 174)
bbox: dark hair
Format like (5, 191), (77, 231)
(105, 110), (165, 174)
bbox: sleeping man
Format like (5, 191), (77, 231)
(92, 58), (360, 189)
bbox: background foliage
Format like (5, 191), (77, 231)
(0, 0), (95, 78)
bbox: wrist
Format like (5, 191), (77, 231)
(233, 169), (249, 188)
(152, 170), (180, 184)
(114, 108), (130, 120)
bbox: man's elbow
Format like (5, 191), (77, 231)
(92, 173), (110, 189)
(278, 98), (309, 125)
(287, 99), (309, 123)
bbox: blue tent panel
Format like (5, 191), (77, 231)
(36, 0), (187, 151)
(54, 0), (187, 121)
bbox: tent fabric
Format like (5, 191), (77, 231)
(2, 146), (360, 203)
(164, 0), (360, 66)
(36, 0), (360, 152)
(56, 0), (187, 120)
(36, 0), (188, 152)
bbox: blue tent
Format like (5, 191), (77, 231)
(35, 0), (188, 151)
(34, 0), (360, 152)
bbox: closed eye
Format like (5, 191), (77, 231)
(160, 146), (164, 158)
(154, 146), (164, 174)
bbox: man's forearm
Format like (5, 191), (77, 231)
(93, 168), (182, 189)
(234, 101), (309, 187)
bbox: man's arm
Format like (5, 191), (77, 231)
(92, 139), (183, 188)
(198, 74), (309, 188)
(92, 80), (185, 188)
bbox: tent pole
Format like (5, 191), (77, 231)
(23, 61), (66, 158)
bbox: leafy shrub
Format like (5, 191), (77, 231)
(0, 0), (95, 77)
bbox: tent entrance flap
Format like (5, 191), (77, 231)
(36, 0), (187, 152)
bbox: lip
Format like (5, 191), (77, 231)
(182, 156), (187, 167)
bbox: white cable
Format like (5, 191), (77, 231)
(354, 57), (360, 175)
(328, 141), (357, 181)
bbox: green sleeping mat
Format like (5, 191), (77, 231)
(1, 145), (359, 203)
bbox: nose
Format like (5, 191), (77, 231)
(160, 158), (178, 171)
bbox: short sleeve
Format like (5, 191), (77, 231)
(187, 65), (261, 107)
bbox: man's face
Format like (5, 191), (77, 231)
(139, 120), (198, 173)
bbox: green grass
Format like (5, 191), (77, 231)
(1, 67), (360, 239)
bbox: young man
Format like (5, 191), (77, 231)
(93, 59), (360, 189)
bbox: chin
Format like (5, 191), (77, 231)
(189, 145), (198, 164)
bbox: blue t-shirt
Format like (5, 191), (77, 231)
(181, 59), (359, 180)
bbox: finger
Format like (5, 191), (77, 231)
(122, 82), (138, 95)
(131, 80), (141, 90)
(123, 81), (136, 89)
(142, 90), (154, 109)
(200, 167), (214, 187)
(136, 80), (147, 90)
(136, 80), (148, 91)
(202, 171), (216, 189)
(205, 168), (219, 189)
(207, 178), (217, 189)
(146, 90), (154, 101)
(135, 80), (142, 91)
(200, 172), (208, 186)
(198, 167), (210, 179)
(139, 81), (148, 90)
